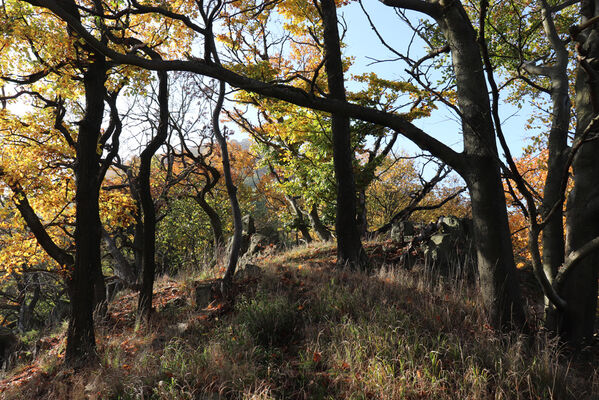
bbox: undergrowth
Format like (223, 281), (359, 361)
(1, 241), (598, 399)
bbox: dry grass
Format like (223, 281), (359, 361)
(1, 240), (598, 399)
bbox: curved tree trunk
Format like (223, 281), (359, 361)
(309, 205), (332, 241)
(195, 194), (225, 251)
(321, 0), (367, 269)
(137, 70), (169, 322)
(285, 195), (313, 243)
(216, 81), (244, 290)
(101, 228), (137, 286)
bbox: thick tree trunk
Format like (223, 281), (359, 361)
(65, 54), (107, 366)
(560, 4), (599, 344)
(438, 1), (525, 328)
(321, 0), (367, 269)
(466, 166), (525, 328)
(137, 70), (169, 322)
(541, 50), (570, 329)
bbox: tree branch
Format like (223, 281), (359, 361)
(24, 0), (465, 174)
(379, 0), (441, 17)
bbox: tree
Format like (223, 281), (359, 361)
(472, 0), (599, 345)
(17, 0), (529, 329)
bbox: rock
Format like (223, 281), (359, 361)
(242, 214), (256, 236)
(236, 263), (262, 280)
(192, 281), (220, 309)
(391, 220), (415, 243)
(438, 216), (462, 232)
(246, 233), (270, 256)
(424, 233), (453, 266)
(175, 322), (189, 335)
(160, 297), (186, 312)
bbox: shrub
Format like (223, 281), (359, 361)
(236, 294), (303, 348)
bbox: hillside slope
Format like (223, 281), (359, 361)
(0, 241), (597, 399)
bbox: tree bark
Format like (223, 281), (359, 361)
(435, 1), (526, 328)
(137, 70), (169, 322)
(285, 195), (313, 243)
(216, 81), (244, 290)
(356, 189), (368, 237)
(101, 228), (137, 286)
(65, 52), (107, 366)
(321, 0), (367, 269)
(309, 204), (332, 241)
(560, 2), (599, 344)
(195, 195), (225, 250)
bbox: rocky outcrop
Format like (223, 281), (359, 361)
(391, 216), (476, 276)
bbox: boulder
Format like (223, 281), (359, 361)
(242, 214), (256, 236)
(192, 281), (220, 309)
(235, 263), (262, 280)
(423, 233), (453, 267)
(438, 216), (464, 232)
(391, 220), (415, 243)
(246, 233), (271, 256)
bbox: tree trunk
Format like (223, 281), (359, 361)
(541, 43), (570, 329)
(321, 0), (367, 269)
(137, 70), (169, 322)
(195, 195), (225, 251)
(65, 53), (107, 366)
(308, 205), (332, 241)
(356, 188), (368, 237)
(285, 195), (313, 243)
(102, 228), (137, 286)
(216, 82), (244, 290)
(437, 1), (525, 328)
(560, 3), (599, 344)
(17, 274), (40, 333)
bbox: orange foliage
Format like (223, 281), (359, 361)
(504, 150), (572, 266)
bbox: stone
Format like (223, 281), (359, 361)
(247, 233), (270, 255)
(242, 214), (256, 236)
(175, 322), (189, 335)
(391, 220), (415, 243)
(438, 216), (462, 232)
(236, 263), (262, 280)
(193, 281), (219, 309)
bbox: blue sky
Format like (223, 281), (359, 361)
(340, 0), (538, 159)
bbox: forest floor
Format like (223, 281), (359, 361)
(0, 240), (598, 399)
